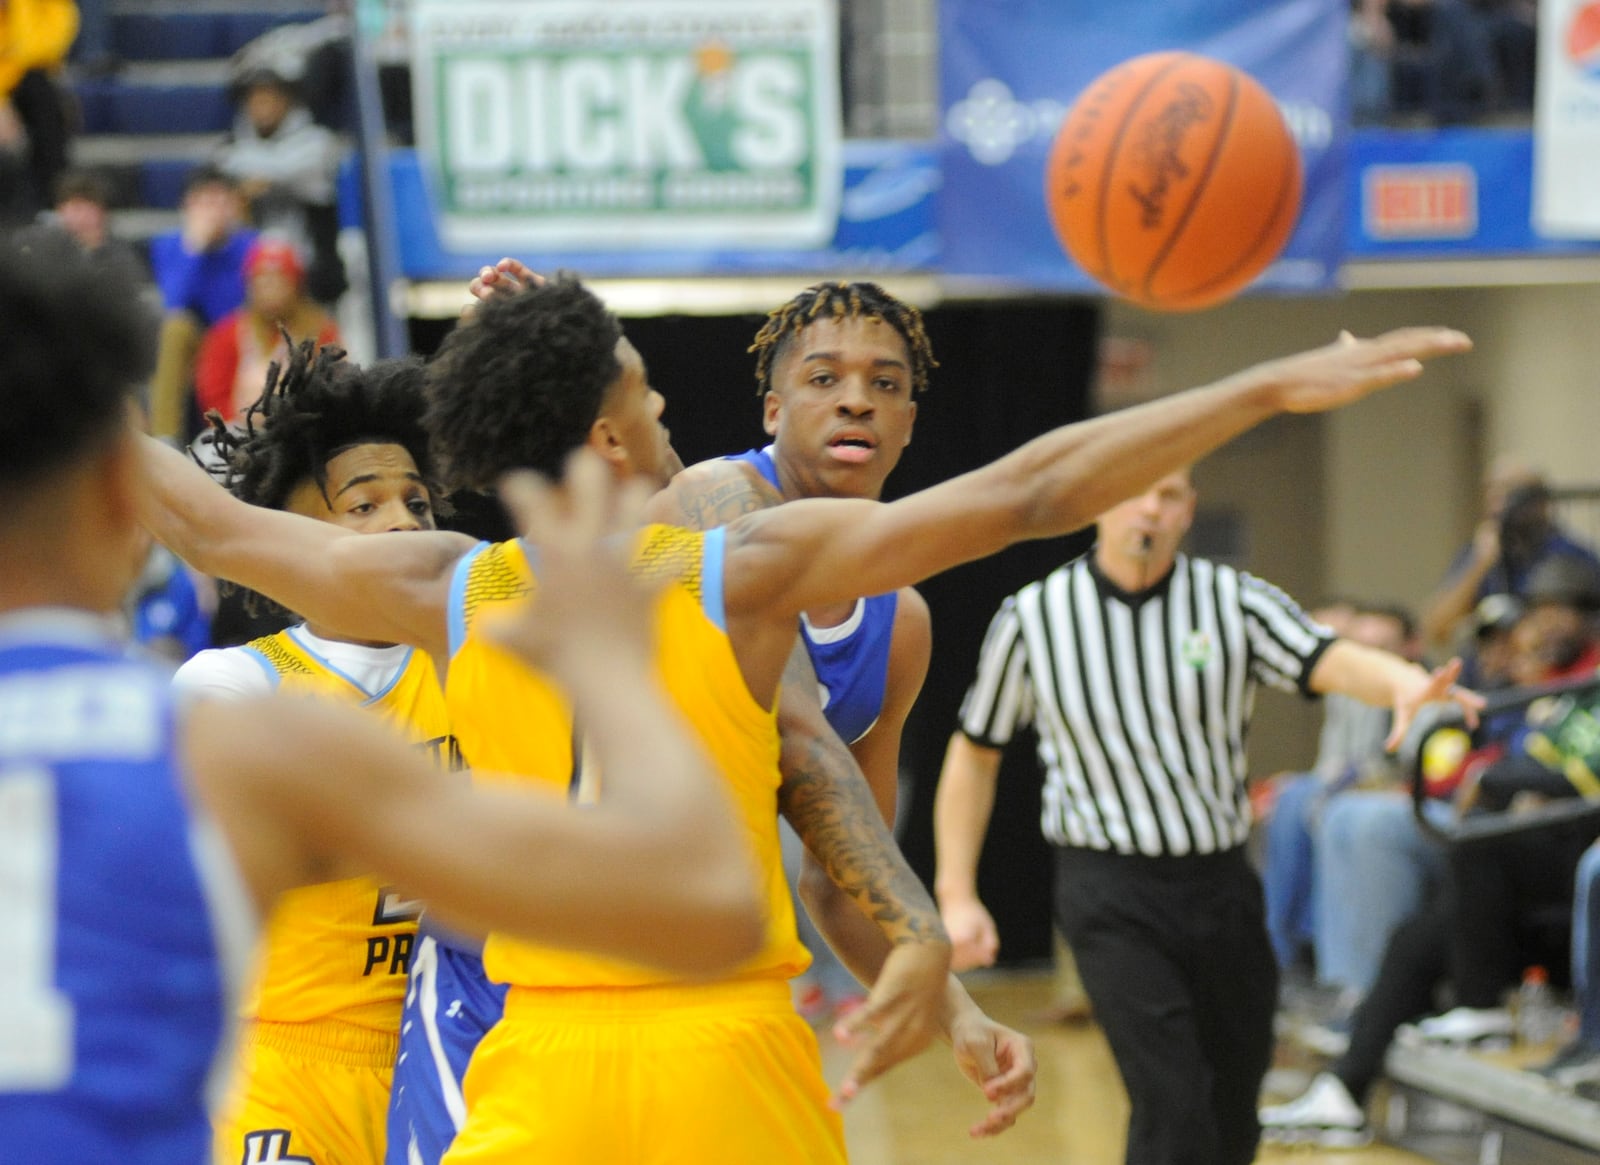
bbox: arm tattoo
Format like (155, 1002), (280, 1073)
(662, 463), (786, 532)
(776, 647), (949, 947)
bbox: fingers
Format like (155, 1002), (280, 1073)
(967, 1035), (1038, 1138)
(496, 469), (556, 543)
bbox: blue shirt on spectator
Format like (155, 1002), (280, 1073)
(148, 228), (257, 326)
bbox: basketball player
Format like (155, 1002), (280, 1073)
(0, 250), (765, 1163)
(176, 345), (456, 1165)
(138, 274), (1470, 1163)
(420, 263), (1034, 1149)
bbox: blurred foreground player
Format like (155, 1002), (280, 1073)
(0, 250), (763, 1165)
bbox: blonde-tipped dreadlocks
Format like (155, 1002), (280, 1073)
(748, 281), (937, 396)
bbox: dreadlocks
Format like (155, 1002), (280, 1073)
(748, 281), (937, 396)
(203, 338), (447, 614)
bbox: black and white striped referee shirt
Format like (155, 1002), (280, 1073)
(958, 553), (1335, 857)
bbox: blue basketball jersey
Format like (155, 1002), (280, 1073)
(0, 610), (252, 1165)
(728, 446), (899, 744)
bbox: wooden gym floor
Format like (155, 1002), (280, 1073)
(819, 969), (1429, 1165)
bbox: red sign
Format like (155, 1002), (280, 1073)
(1362, 164), (1478, 240)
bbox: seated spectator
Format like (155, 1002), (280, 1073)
(13, 167), (150, 296)
(1421, 457), (1600, 654)
(194, 238), (339, 428)
(1537, 840), (1600, 1093)
(0, 0), (77, 224)
(1263, 602), (1411, 976)
(214, 66), (346, 305)
(147, 166), (258, 442)
(228, 5), (352, 131)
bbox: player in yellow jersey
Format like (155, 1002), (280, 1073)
(175, 347), (465, 1164)
(137, 274), (1472, 1163)
(465, 261), (1037, 1142)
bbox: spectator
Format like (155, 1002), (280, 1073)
(13, 167), (150, 295)
(1420, 457), (1600, 653)
(0, 0), (77, 223)
(1538, 841), (1600, 1092)
(146, 165), (257, 442)
(1263, 603), (1412, 976)
(1350, 0), (1397, 125)
(214, 66), (346, 305)
(194, 237), (339, 428)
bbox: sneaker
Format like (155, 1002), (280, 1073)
(1413, 1006), (1515, 1048)
(1260, 1072), (1373, 1149)
(1548, 1047), (1600, 1090)
(1300, 1014), (1354, 1058)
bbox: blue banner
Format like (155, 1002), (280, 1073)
(385, 139), (938, 280)
(1346, 127), (1600, 258)
(938, 0), (1347, 294)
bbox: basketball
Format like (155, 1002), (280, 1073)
(1044, 52), (1303, 312)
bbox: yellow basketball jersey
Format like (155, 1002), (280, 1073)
(445, 525), (805, 989)
(240, 628), (458, 1030)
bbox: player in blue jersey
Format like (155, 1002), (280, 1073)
(0, 248), (764, 1165)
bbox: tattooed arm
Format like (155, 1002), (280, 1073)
(642, 457), (786, 528)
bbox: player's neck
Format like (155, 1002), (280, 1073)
(301, 619), (399, 650)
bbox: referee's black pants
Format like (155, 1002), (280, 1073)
(1054, 845), (1277, 1165)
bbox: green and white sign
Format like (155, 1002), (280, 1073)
(411, 0), (841, 250)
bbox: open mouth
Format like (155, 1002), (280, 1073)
(828, 433), (877, 463)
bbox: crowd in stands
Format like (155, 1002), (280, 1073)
(1351, 0), (1540, 125)
(0, 2), (353, 659)
(1260, 459), (1600, 1145)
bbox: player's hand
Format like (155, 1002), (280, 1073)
(1265, 327), (1471, 416)
(482, 450), (659, 675)
(462, 257), (547, 319)
(832, 939), (952, 1107)
(940, 896), (1000, 971)
(1387, 656), (1483, 752)
(948, 1009), (1038, 1138)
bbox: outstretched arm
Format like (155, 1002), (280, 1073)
(724, 329), (1472, 620)
(1309, 640), (1482, 751)
(138, 434), (470, 659)
(188, 456), (765, 976)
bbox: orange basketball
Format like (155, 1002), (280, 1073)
(1045, 52), (1303, 312)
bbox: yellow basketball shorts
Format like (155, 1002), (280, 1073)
(212, 1019), (399, 1165)
(441, 979), (847, 1165)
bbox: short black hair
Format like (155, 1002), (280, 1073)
(54, 167), (116, 209)
(206, 340), (447, 615)
(425, 273), (623, 490)
(0, 244), (153, 496)
(183, 163), (238, 199)
(1357, 602), (1417, 642)
(749, 281), (937, 396)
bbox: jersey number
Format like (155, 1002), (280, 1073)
(0, 767), (75, 1089)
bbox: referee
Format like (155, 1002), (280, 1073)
(933, 466), (1480, 1165)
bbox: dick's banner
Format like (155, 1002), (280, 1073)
(1534, 0), (1600, 237)
(410, 0), (842, 250)
(939, 0), (1346, 293)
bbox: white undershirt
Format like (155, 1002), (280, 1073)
(173, 625), (412, 703)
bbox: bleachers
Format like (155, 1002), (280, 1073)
(68, 0), (326, 234)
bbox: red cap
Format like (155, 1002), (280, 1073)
(243, 238), (305, 285)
